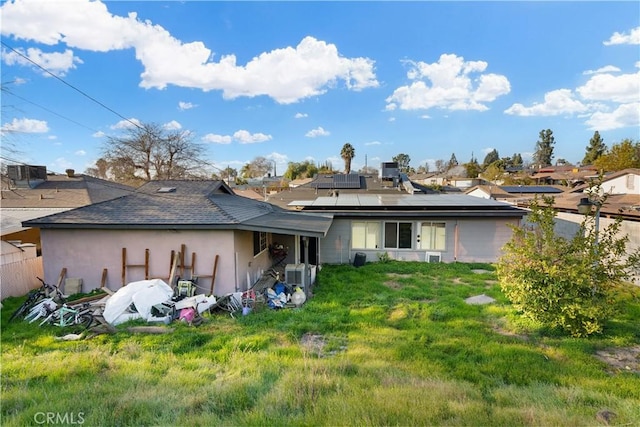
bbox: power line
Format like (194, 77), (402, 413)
(1, 41), (143, 131)
(2, 87), (99, 134)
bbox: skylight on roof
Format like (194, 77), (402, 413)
(157, 187), (176, 193)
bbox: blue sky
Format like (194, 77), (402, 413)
(1, 0), (639, 177)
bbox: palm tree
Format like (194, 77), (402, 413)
(340, 143), (356, 174)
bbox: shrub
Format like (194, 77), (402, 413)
(497, 192), (639, 337)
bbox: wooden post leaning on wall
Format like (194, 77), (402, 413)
(122, 247), (151, 286)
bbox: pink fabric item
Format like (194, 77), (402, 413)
(179, 307), (196, 323)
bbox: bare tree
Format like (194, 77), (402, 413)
(88, 122), (207, 184)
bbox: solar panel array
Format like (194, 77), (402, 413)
(312, 174), (362, 189)
(501, 186), (563, 194)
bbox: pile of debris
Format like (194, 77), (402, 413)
(12, 273), (309, 339)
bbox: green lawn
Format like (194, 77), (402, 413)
(2, 261), (639, 426)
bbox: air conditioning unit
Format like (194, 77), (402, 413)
(425, 252), (442, 263)
(284, 264), (317, 288)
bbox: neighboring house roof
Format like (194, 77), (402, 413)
(267, 173), (443, 209)
(465, 185), (566, 199)
(23, 180), (333, 237)
(1, 173), (134, 236)
(287, 193), (527, 219)
(552, 192), (640, 221)
(1, 173), (134, 208)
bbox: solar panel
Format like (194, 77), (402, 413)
(501, 186), (563, 194)
(311, 174), (362, 189)
(333, 174), (361, 189)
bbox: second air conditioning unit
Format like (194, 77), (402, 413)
(425, 252), (442, 263)
(284, 264), (317, 289)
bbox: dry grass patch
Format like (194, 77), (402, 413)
(594, 345), (640, 374)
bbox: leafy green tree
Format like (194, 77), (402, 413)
(482, 162), (504, 184)
(284, 160), (319, 180)
(463, 154), (481, 178)
(497, 189), (640, 337)
(511, 153), (523, 166)
(340, 143), (356, 174)
(482, 149), (499, 169)
(317, 161), (336, 174)
(392, 153), (411, 173)
(593, 139), (640, 172)
(582, 131), (606, 166)
(533, 129), (555, 168)
(447, 153), (459, 170)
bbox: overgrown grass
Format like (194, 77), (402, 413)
(2, 262), (639, 426)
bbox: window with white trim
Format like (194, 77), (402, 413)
(351, 221), (380, 249)
(420, 222), (446, 250)
(384, 222), (413, 249)
(253, 231), (267, 256)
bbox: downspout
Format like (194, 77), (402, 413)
(454, 221), (459, 261)
(303, 236), (310, 299)
(234, 252), (239, 292)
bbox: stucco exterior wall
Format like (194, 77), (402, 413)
(319, 217), (521, 265)
(40, 228), (260, 295)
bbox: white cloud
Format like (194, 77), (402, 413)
(75, 150), (86, 156)
(481, 147), (495, 155)
(202, 130), (272, 144)
(603, 27), (640, 45)
(1, 46), (83, 76)
(385, 54), (510, 112)
(233, 130), (272, 144)
(0, 117), (49, 133)
(583, 65), (621, 75)
(92, 131), (106, 138)
(305, 127), (330, 138)
(585, 102), (640, 131)
(178, 101), (195, 111)
(364, 141), (381, 146)
(576, 71), (640, 103)
(505, 67), (639, 131)
(504, 89), (590, 116)
(163, 120), (182, 130)
(294, 113), (308, 119)
(202, 133), (232, 144)
(111, 118), (141, 130)
(0, 0), (378, 104)
(50, 157), (73, 171)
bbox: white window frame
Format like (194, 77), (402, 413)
(351, 221), (380, 249)
(419, 222), (446, 251)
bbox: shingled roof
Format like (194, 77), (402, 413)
(22, 180), (332, 237)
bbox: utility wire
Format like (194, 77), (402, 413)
(1, 41), (143, 131)
(2, 87), (100, 134)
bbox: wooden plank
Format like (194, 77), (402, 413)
(56, 267), (67, 290)
(191, 252), (196, 279)
(145, 248), (150, 279)
(180, 244), (186, 278)
(121, 248), (126, 286)
(210, 254), (219, 294)
(168, 251), (179, 288)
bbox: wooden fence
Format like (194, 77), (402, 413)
(0, 256), (44, 299)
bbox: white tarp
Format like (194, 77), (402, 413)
(103, 279), (174, 325)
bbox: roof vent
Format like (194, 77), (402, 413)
(157, 187), (176, 193)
